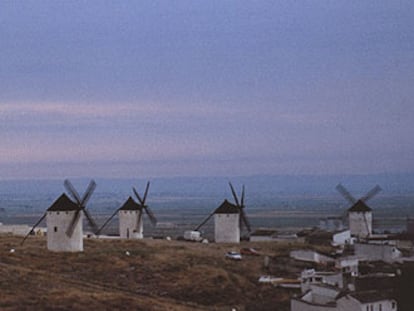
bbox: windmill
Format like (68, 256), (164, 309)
(195, 182), (251, 243)
(97, 181), (157, 239)
(336, 184), (381, 239)
(22, 179), (97, 252)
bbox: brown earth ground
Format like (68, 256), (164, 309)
(0, 235), (332, 311)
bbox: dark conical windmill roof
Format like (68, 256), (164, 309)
(47, 193), (79, 211)
(348, 200), (372, 212)
(214, 199), (240, 214)
(119, 196), (143, 211)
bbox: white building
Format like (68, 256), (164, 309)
(249, 229), (278, 242)
(354, 243), (402, 263)
(0, 224), (33, 236)
(335, 256), (359, 276)
(214, 200), (240, 243)
(292, 285), (398, 311)
(46, 194), (83, 252)
(348, 200), (372, 239)
(118, 197), (143, 239)
(332, 230), (352, 247)
(290, 249), (335, 265)
(301, 269), (345, 292)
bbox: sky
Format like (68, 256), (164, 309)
(1, 1), (414, 179)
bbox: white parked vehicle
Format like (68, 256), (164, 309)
(225, 251), (242, 261)
(183, 230), (202, 242)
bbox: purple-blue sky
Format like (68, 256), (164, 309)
(1, 1), (414, 179)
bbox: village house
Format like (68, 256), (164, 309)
(300, 269), (345, 292)
(249, 229), (278, 242)
(354, 243), (402, 263)
(335, 256), (359, 276)
(290, 249), (335, 265)
(291, 285), (398, 311)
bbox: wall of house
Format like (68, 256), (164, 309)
(290, 250), (334, 264)
(336, 295), (363, 311)
(332, 230), (351, 246)
(0, 224), (32, 236)
(336, 257), (359, 276)
(354, 243), (402, 263)
(119, 210), (143, 239)
(293, 293), (397, 311)
(338, 297), (397, 311)
(47, 211), (83, 252)
(214, 213), (239, 243)
(291, 298), (337, 311)
(249, 235), (273, 242)
(349, 211), (372, 238)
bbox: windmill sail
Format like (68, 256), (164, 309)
(21, 213), (47, 245)
(64, 179), (98, 236)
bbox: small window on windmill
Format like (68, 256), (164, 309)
(65, 211), (68, 214)
(54, 226), (58, 232)
(57, 212), (60, 215)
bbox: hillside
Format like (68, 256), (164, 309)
(0, 235), (324, 310)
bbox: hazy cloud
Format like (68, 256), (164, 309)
(1, 1), (414, 178)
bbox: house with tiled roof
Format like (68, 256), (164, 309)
(291, 285), (397, 311)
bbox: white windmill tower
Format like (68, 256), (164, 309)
(22, 179), (98, 252)
(195, 182), (251, 243)
(97, 181), (157, 239)
(336, 184), (381, 239)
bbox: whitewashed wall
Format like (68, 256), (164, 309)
(354, 243), (402, 263)
(332, 230), (351, 246)
(349, 211), (372, 238)
(214, 213), (240, 243)
(47, 211), (83, 252)
(119, 210), (143, 239)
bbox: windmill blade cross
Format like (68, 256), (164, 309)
(64, 179), (82, 204)
(240, 185), (245, 207)
(142, 181), (150, 205)
(240, 208), (251, 232)
(66, 209), (81, 237)
(80, 180), (96, 207)
(336, 184), (357, 205)
(133, 187), (144, 205)
(363, 211), (371, 237)
(83, 208), (98, 234)
(361, 185), (382, 202)
(96, 208), (120, 235)
(136, 209), (143, 231)
(229, 182), (240, 207)
(21, 213), (47, 245)
(144, 206), (157, 226)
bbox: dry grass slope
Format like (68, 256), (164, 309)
(0, 235), (330, 310)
